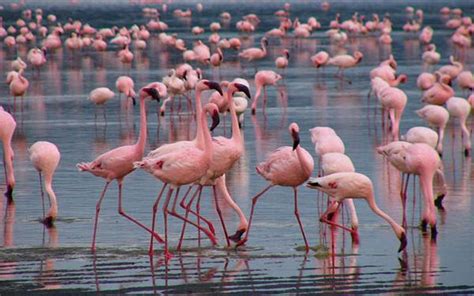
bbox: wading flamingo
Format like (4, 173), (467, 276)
(134, 102), (220, 259)
(327, 51), (363, 83)
(275, 49), (289, 70)
(306, 172), (407, 252)
(116, 76), (136, 105)
(77, 86), (162, 252)
(236, 123), (314, 251)
(251, 70), (282, 114)
(446, 96), (472, 156)
(416, 105), (449, 155)
(0, 106), (16, 200)
(9, 68), (29, 102)
(239, 37), (268, 62)
(28, 141), (60, 226)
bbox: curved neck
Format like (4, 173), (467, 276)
(43, 173), (57, 218)
(136, 97), (147, 156)
(194, 88), (204, 148)
(227, 87), (242, 146)
(215, 175), (248, 229)
(295, 145), (312, 177)
(201, 109), (213, 161)
(366, 189), (403, 238)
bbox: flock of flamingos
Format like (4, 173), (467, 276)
(0, 1), (473, 262)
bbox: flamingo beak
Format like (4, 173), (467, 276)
(235, 83), (251, 99)
(143, 87), (161, 102)
(228, 229), (246, 242)
(205, 80), (223, 96)
(210, 110), (220, 131)
(398, 232), (407, 252)
(130, 96), (137, 106)
(306, 178), (322, 188)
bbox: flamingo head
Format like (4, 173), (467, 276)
(204, 102), (220, 131)
(354, 51), (363, 63)
(261, 37), (268, 47)
(231, 82), (251, 99)
(289, 122), (300, 150)
(398, 74), (408, 83)
(141, 87), (160, 103)
(284, 49), (290, 59)
(199, 80), (223, 96)
(398, 231), (407, 252)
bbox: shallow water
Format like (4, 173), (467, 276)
(0, 0), (473, 294)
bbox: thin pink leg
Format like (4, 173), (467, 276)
(237, 184), (274, 247)
(196, 187), (203, 247)
(148, 183), (168, 256)
(162, 188), (174, 261)
(167, 186), (217, 246)
(401, 174), (410, 228)
(177, 186), (200, 250)
(118, 180), (164, 243)
(213, 185), (230, 247)
(179, 186), (216, 235)
(91, 181), (111, 252)
(320, 202), (355, 234)
(38, 172), (45, 220)
(293, 187), (309, 252)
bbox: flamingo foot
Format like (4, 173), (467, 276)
(434, 194), (445, 210)
(228, 229), (246, 242)
(398, 232), (407, 253)
(42, 216), (55, 228)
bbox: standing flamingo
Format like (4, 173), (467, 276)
(9, 68), (29, 103)
(416, 105), (449, 155)
(76, 86), (162, 252)
(251, 70), (282, 114)
(327, 51), (363, 83)
(134, 102), (220, 258)
(306, 172), (407, 252)
(236, 123), (314, 251)
(275, 49), (289, 70)
(116, 76), (136, 108)
(239, 37), (268, 63)
(28, 141), (60, 226)
(0, 106), (16, 200)
(446, 96), (472, 156)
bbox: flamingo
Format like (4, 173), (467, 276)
(115, 76), (136, 107)
(421, 73), (454, 105)
(88, 87), (114, 120)
(28, 141), (60, 226)
(239, 37), (268, 62)
(403, 126), (439, 149)
(236, 123), (314, 251)
(251, 70), (282, 114)
(76, 86), (163, 252)
(377, 86), (407, 140)
(27, 47), (47, 70)
(0, 107), (16, 200)
(275, 49), (289, 70)
(422, 44), (440, 66)
(417, 72), (436, 90)
(456, 71), (474, 94)
(438, 56), (463, 80)
(327, 51), (363, 83)
(9, 68), (29, 102)
(446, 97), (472, 156)
(118, 44), (134, 64)
(306, 172), (407, 252)
(134, 102), (220, 258)
(177, 82), (251, 248)
(311, 51), (329, 69)
(416, 105), (449, 154)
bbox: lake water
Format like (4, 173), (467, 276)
(0, 0), (473, 294)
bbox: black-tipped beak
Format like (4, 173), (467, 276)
(235, 83), (251, 99)
(130, 96), (136, 106)
(143, 87), (160, 102)
(263, 39), (268, 46)
(42, 48), (47, 57)
(228, 229), (245, 242)
(205, 81), (223, 96)
(398, 232), (407, 253)
(285, 51), (290, 59)
(306, 179), (321, 188)
(210, 110), (220, 131)
(292, 131), (300, 150)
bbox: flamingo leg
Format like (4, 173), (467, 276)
(319, 201), (355, 234)
(179, 186), (216, 235)
(167, 187), (217, 246)
(236, 184), (274, 247)
(118, 180), (164, 243)
(177, 186), (198, 250)
(149, 183), (168, 256)
(213, 185), (230, 247)
(196, 187), (203, 247)
(293, 187), (309, 252)
(38, 172), (45, 221)
(401, 173), (410, 228)
(162, 188), (174, 261)
(91, 181), (111, 252)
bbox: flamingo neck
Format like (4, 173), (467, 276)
(419, 171), (436, 225)
(201, 108), (213, 162)
(366, 190), (404, 239)
(136, 97), (147, 156)
(227, 88), (242, 146)
(43, 173), (58, 218)
(215, 175), (248, 230)
(194, 89), (205, 149)
(251, 84), (263, 111)
(295, 145), (313, 177)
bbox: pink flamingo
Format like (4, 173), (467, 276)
(417, 72), (436, 90)
(327, 51), (363, 83)
(446, 96), (472, 156)
(416, 105), (449, 154)
(311, 51), (329, 69)
(378, 86), (407, 140)
(118, 44), (134, 64)
(177, 82), (251, 248)
(0, 106), (16, 200)
(134, 102), (220, 258)
(28, 141), (60, 226)
(115, 76), (136, 107)
(438, 56), (463, 80)
(76, 86), (163, 252)
(88, 87), (114, 120)
(307, 172), (407, 252)
(193, 40), (211, 64)
(422, 44), (440, 66)
(251, 70), (282, 114)
(236, 123), (314, 251)
(421, 73), (454, 105)
(9, 68), (29, 103)
(27, 47), (47, 70)
(238, 37), (268, 62)
(275, 49), (289, 70)
(210, 47), (223, 68)
(456, 71), (474, 94)
(403, 126), (439, 149)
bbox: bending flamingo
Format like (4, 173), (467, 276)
(0, 106), (16, 200)
(29, 141), (60, 226)
(307, 172), (407, 252)
(76, 86), (163, 252)
(251, 70), (282, 114)
(237, 123), (314, 251)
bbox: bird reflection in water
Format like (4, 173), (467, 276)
(36, 226), (61, 290)
(0, 200), (16, 280)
